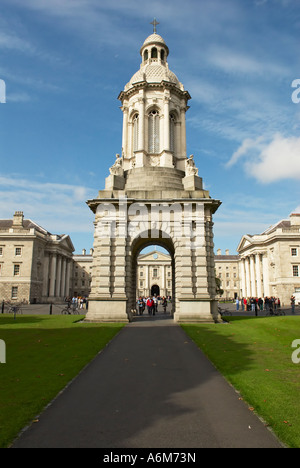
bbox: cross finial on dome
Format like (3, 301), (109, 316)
(150, 18), (159, 34)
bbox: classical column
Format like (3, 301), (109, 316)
(146, 265), (149, 294)
(255, 253), (262, 298)
(65, 259), (71, 298)
(249, 255), (256, 297)
(240, 258), (246, 297)
(61, 257), (67, 298)
(55, 255), (62, 298)
(180, 103), (187, 157)
(42, 253), (50, 297)
(245, 256), (251, 297)
(49, 254), (57, 297)
(262, 253), (270, 297)
(122, 105), (129, 157)
(138, 94), (145, 152)
(163, 95), (170, 152)
(161, 264), (165, 292)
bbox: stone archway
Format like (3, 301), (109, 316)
(84, 28), (221, 324)
(130, 234), (176, 317)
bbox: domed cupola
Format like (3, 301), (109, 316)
(126, 28), (182, 90)
(118, 20), (192, 174)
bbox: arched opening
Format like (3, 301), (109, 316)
(148, 109), (160, 153)
(151, 284), (160, 297)
(132, 113), (139, 152)
(151, 47), (158, 59)
(131, 237), (175, 319)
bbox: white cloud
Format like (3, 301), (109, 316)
(0, 175), (95, 234)
(227, 134), (300, 183)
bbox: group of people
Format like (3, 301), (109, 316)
(136, 295), (168, 315)
(65, 296), (88, 310)
(236, 296), (281, 315)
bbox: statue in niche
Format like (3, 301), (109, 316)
(185, 154), (199, 176)
(109, 153), (124, 176)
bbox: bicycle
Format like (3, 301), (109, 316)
(61, 305), (80, 315)
(218, 306), (232, 317)
(265, 309), (285, 317)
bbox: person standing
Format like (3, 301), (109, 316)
(147, 296), (154, 315)
(153, 295), (158, 315)
(137, 297), (144, 315)
(291, 295), (296, 315)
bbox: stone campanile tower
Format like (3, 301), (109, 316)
(85, 22), (221, 323)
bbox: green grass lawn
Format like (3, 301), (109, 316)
(182, 316), (300, 448)
(0, 314), (124, 448)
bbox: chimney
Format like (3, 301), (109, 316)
(225, 249), (229, 256)
(90, 248), (94, 255)
(82, 249), (86, 255)
(290, 213), (300, 226)
(217, 249), (221, 255)
(12, 211), (24, 227)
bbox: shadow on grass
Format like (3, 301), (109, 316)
(181, 320), (256, 377)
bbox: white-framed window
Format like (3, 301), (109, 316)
(291, 248), (298, 257)
(148, 110), (160, 153)
(15, 247), (22, 256)
(293, 265), (299, 277)
(0, 247), (3, 256)
(11, 286), (18, 299)
(13, 264), (20, 276)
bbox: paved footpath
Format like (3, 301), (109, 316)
(12, 314), (283, 448)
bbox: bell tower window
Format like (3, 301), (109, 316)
(151, 47), (158, 59)
(133, 114), (139, 152)
(144, 50), (148, 62)
(148, 110), (160, 153)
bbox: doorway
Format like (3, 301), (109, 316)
(151, 284), (160, 297)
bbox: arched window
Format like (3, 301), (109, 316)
(133, 114), (139, 152)
(144, 50), (148, 62)
(170, 114), (176, 153)
(160, 50), (165, 62)
(151, 47), (158, 59)
(148, 110), (160, 153)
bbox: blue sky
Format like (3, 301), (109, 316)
(0, 0), (299, 255)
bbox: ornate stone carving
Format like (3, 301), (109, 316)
(150, 155), (160, 167)
(185, 154), (199, 176)
(109, 154), (123, 176)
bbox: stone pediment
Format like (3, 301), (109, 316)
(237, 235), (253, 252)
(50, 234), (75, 254)
(138, 250), (171, 262)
